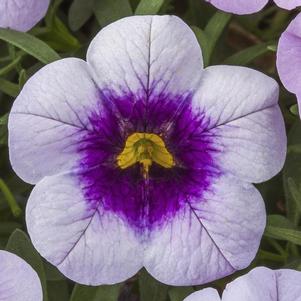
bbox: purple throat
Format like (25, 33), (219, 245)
(77, 89), (220, 233)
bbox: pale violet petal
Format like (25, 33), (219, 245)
(184, 288), (221, 301)
(26, 172), (143, 285)
(0, 250), (42, 301)
(205, 0), (268, 14)
(87, 15), (203, 96)
(9, 58), (99, 184)
(0, 0), (49, 32)
(194, 65), (286, 183)
(274, 0), (301, 10)
(222, 267), (301, 301)
(277, 13), (301, 107)
(144, 175), (265, 285)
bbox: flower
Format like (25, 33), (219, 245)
(8, 15), (286, 285)
(0, 0), (50, 32)
(206, 0), (301, 15)
(0, 250), (42, 301)
(184, 267), (301, 301)
(277, 13), (301, 112)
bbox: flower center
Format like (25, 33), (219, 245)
(117, 132), (175, 179)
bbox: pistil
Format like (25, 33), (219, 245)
(117, 133), (175, 179)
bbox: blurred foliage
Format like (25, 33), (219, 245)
(0, 0), (301, 300)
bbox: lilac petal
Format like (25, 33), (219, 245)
(273, 0), (301, 10)
(277, 13), (301, 107)
(143, 175), (265, 285)
(26, 172), (143, 285)
(222, 267), (301, 301)
(205, 0), (268, 14)
(9, 58), (99, 184)
(0, 0), (49, 32)
(87, 15), (203, 97)
(184, 288), (221, 301)
(0, 250), (42, 301)
(194, 65), (286, 183)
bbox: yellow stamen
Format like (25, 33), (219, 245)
(117, 133), (175, 179)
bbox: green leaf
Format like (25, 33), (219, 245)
(0, 178), (22, 217)
(0, 78), (19, 97)
(283, 120), (301, 225)
(0, 113), (8, 145)
(70, 284), (121, 301)
(169, 287), (195, 301)
(0, 55), (22, 77)
(191, 26), (210, 66)
(39, 17), (80, 52)
(192, 11), (231, 66)
(18, 69), (27, 89)
(223, 42), (274, 65)
(135, 0), (165, 15)
(139, 269), (169, 301)
(6, 229), (48, 301)
(44, 262), (65, 281)
(264, 214), (301, 245)
(94, 0), (133, 27)
(0, 29), (60, 64)
(48, 280), (70, 301)
(68, 0), (94, 31)
(290, 104), (299, 116)
(0, 222), (22, 236)
(0, 113), (8, 126)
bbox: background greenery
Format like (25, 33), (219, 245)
(0, 0), (300, 300)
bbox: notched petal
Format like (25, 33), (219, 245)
(0, 250), (42, 301)
(0, 0), (50, 32)
(26, 172), (143, 285)
(144, 175), (266, 285)
(9, 58), (99, 184)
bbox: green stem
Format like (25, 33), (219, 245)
(0, 55), (22, 77)
(258, 250), (286, 263)
(0, 178), (22, 217)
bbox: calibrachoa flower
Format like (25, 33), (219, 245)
(206, 0), (301, 14)
(8, 15), (286, 285)
(0, 0), (50, 32)
(184, 267), (301, 301)
(0, 250), (42, 301)
(277, 13), (301, 112)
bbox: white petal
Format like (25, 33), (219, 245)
(144, 175), (265, 285)
(26, 172), (143, 285)
(87, 15), (203, 96)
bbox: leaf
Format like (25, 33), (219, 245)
(203, 11), (231, 66)
(0, 113), (8, 126)
(169, 287), (195, 301)
(6, 229), (48, 301)
(18, 69), (27, 89)
(135, 0), (165, 15)
(94, 0), (133, 27)
(68, 0), (94, 31)
(192, 11), (231, 66)
(264, 215), (301, 245)
(70, 284), (121, 301)
(223, 42), (274, 65)
(0, 222), (21, 235)
(191, 26), (210, 66)
(283, 120), (301, 225)
(39, 17), (80, 52)
(139, 269), (169, 301)
(287, 177), (301, 215)
(44, 261), (65, 281)
(0, 28), (60, 64)
(48, 280), (70, 301)
(290, 104), (299, 116)
(0, 78), (19, 97)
